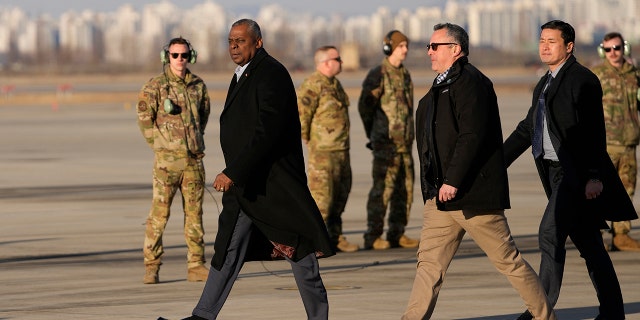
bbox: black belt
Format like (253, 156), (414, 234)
(543, 159), (561, 167)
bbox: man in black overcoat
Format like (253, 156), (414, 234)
(181, 18), (335, 320)
(504, 20), (637, 320)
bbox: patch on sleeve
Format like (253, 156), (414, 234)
(137, 101), (147, 112)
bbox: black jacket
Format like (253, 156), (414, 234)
(416, 56), (510, 211)
(211, 48), (335, 270)
(503, 55), (637, 223)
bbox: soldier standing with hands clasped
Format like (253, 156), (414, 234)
(359, 30), (418, 250)
(591, 32), (640, 251)
(298, 45), (358, 253)
(136, 37), (211, 284)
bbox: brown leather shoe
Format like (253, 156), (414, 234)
(187, 264), (209, 282)
(143, 265), (160, 284)
(612, 234), (640, 251)
(336, 235), (359, 252)
(397, 235), (419, 248)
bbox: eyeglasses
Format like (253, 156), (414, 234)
(427, 43), (458, 51)
(602, 45), (623, 53)
(324, 56), (342, 63)
(170, 52), (191, 59)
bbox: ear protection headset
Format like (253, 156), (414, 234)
(160, 37), (197, 64)
(382, 30), (399, 56)
(597, 40), (631, 58)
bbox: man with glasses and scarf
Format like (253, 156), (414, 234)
(402, 23), (555, 320)
(137, 37), (211, 285)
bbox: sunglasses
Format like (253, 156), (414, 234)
(602, 45), (622, 53)
(325, 56), (342, 63)
(427, 42), (458, 51)
(170, 52), (191, 59)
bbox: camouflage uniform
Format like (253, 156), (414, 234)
(359, 58), (414, 245)
(137, 68), (211, 268)
(592, 60), (640, 235)
(298, 71), (351, 245)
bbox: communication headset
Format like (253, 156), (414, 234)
(160, 37), (197, 114)
(382, 30), (399, 56)
(597, 40), (631, 58)
(160, 37), (197, 64)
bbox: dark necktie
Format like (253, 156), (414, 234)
(228, 73), (238, 93)
(531, 74), (553, 158)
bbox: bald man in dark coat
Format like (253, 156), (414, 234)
(182, 19), (334, 320)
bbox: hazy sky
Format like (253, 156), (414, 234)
(2, 0), (445, 17)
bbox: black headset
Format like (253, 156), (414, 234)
(161, 37), (197, 64)
(382, 30), (399, 56)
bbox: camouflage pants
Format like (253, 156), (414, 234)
(364, 151), (414, 243)
(144, 153), (206, 268)
(606, 145), (636, 235)
(308, 150), (352, 244)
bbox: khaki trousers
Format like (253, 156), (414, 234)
(402, 200), (555, 320)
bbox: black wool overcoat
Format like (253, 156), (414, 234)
(416, 57), (510, 211)
(503, 55), (637, 225)
(211, 48), (335, 270)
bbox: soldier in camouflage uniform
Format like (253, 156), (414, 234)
(298, 46), (358, 252)
(359, 30), (418, 250)
(136, 37), (211, 283)
(592, 32), (640, 251)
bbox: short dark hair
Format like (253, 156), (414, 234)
(603, 32), (624, 43)
(232, 19), (262, 40)
(168, 37), (191, 50)
(434, 23), (469, 56)
(541, 20), (575, 52)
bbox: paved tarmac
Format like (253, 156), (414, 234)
(1, 73), (639, 320)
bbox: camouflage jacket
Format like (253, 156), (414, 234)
(137, 68), (211, 157)
(592, 60), (640, 146)
(297, 71), (350, 151)
(358, 57), (414, 153)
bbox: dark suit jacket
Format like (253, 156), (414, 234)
(211, 48), (335, 270)
(416, 57), (510, 211)
(503, 55), (637, 224)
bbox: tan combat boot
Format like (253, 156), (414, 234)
(612, 234), (640, 251)
(369, 237), (391, 250)
(336, 235), (359, 253)
(187, 264), (209, 282)
(397, 235), (419, 248)
(143, 265), (160, 284)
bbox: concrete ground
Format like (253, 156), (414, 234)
(1, 71), (639, 320)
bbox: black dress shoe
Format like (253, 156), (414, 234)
(181, 316), (207, 320)
(515, 310), (533, 320)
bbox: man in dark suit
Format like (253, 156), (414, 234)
(402, 22), (555, 320)
(503, 20), (637, 320)
(180, 19), (335, 320)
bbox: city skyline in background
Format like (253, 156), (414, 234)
(0, 0), (638, 73)
(0, 0), (443, 18)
